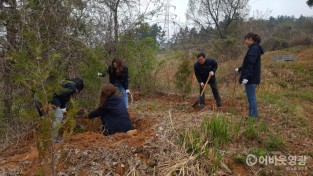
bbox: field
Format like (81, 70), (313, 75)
(0, 46), (312, 175)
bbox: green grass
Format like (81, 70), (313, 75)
(243, 118), (259, 139)
(259, 92), (281, 104)
(284, 89), (313, 102)
(232, 118), (244, 139)
(210, 147), (223, 171)
(179, 115), (230, 159)
(179, 129), (202, 154)
(259, 92), (296, 114)
(251, 147), (268, 157)
(200, 116), (230, 147)
(235, 155), (246, 164)
(263, 134), (285, 151)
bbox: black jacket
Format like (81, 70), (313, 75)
(51, 80), (77, 108)
(194, 58), (218, 84)
(108, 65), (129, 89)
(239, 43), (264, 84)
(88, 95), (133, 135)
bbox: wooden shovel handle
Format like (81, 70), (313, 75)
(200, 74), (211, 97)
(233, 73), (238, 95)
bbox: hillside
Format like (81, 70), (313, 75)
(0, 46), (312, 175)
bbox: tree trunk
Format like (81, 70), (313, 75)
(104, 0), (120, 51)
(113, 5), (119, 45)
(2, 0), (18, 119)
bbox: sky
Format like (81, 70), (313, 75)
(170, 0), (313, 23)
(163, 0), (312, 38)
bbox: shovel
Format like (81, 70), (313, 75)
(229, 72), (239, 113)
(192, 74), (211, 107)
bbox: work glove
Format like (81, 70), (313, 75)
(61, 108), (67, 115)
(242, 79), (248, 85)
(97, 72), (103, 77)
(235, 68), (239, 73)
(126, 89), (130, 94)
(200, 82), (205, 88)
(209, 71), (214, 76)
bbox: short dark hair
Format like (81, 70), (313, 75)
(197, 53), (205, 59)
(71, 78), (84, 92)
(244, 32), (261, 44)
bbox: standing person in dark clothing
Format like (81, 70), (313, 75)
(235, 32), (264, 118)
(50, 78), (84, 142)
(194, 53), (222, 107)
(88, 83), (133, 135)
(98, 58), (130, 108)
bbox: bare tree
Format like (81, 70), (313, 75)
(103, 0), (121, 44)
(84, 0), (163, 53)
(187, 0), (249, 38)
(307, 0), (313, 7)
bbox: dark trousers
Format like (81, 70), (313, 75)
(199, 81), (222, 106)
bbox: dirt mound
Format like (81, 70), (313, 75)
(0, 110), (157, 175)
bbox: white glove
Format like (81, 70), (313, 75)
(209, 71), (214, 76)
(97, 72), (102, 76)
(200, 82), (204, 88)
(126, 89), (130, 94)
(242, 79), (248, 85)
(61, 108), (67, 114)
(235, 68), (239, 73)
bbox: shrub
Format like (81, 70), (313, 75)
(116, 36), (160, 92)
(179, 115), (230, 172)
(175, 52), (193, 98)
(200, 116), (230, 147)
(180, 115), (230, 156)
(263, 37), (289, 51)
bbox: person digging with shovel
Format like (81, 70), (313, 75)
(194, 53), (222, 108)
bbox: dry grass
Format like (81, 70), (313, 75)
(1, 46), (313, 175)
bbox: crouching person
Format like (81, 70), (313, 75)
(51, 78), (84, 142)
(88, 83), (133, 135)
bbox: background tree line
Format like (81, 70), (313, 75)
(169, 15), (313, 61)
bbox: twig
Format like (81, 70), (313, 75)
(168, 110), (178, 135)
(125, 166), (137, 176)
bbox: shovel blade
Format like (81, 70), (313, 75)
(192, 100), (200, 107)
(192, 96), (204, 108)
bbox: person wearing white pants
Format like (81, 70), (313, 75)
(50, 78), (84, 142)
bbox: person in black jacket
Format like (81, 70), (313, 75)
(235, 32), (264, 118)
(88, 83), (133, 135)
(98, 58), (130, 108)
(51, 78), (84, 142)
(194, 53), (222, 107)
